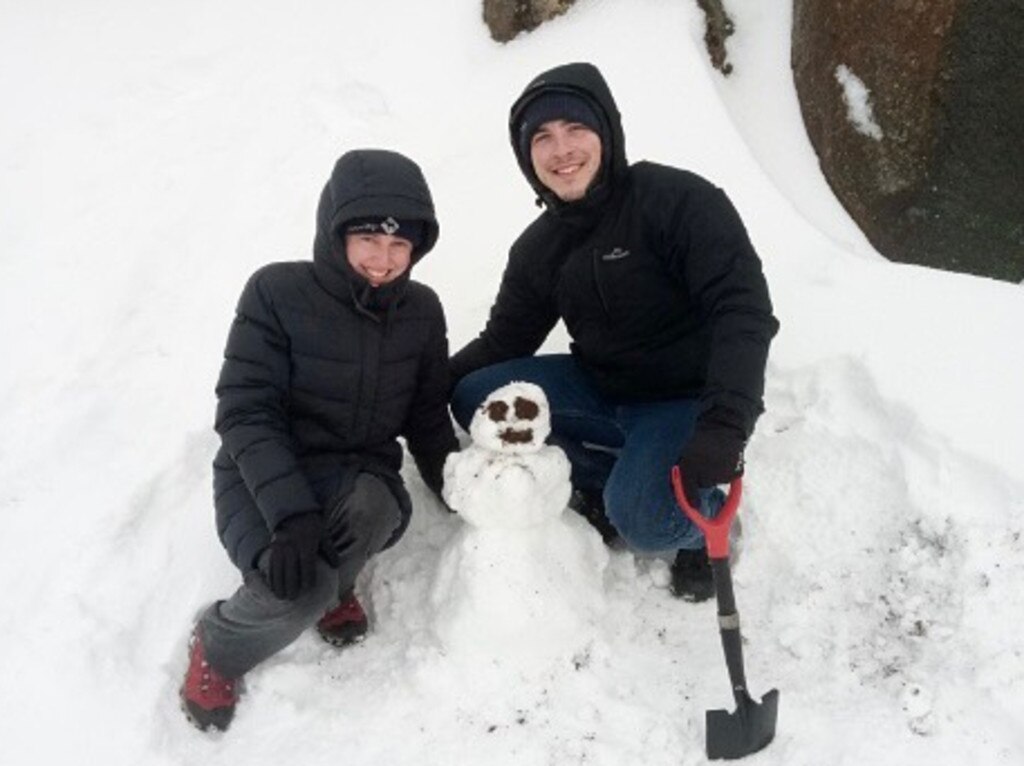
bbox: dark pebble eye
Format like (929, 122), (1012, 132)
(513, 396), (539, 420)
(486, 400), (509, 422)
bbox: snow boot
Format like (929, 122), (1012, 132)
(316, 591), (369, 647)
(670, 547), (715, 602)
(671, 517), (743, 601)
(180, 628), (239, 732)
(568, 488), (619, 545)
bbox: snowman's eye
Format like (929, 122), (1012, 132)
(513, 397), (539, 421)
(486, 400), (509, 422)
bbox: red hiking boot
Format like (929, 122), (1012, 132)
(180, 629), (239, 732)
(316, 591), (369, 647)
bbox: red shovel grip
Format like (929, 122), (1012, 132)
(670, 466), (742, 559)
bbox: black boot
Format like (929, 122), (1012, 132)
(568, 489), (619, 545)
(670, 547), (714, 602)
(671, 507), (743, 601)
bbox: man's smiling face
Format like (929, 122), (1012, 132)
(529, 119), (602, 202)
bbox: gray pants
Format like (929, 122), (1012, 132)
(199, 472), (402, 678)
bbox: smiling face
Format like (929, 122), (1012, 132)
(345, 232), (413, 287)
(529, 119), (603, 202)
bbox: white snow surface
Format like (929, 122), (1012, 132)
(2, 1), (1023, 765)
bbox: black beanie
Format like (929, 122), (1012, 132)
(516, 91), (604, 161)
(343, 216), (425, 251)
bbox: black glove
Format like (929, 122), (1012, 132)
(676, 413), (747, 508)
(267, 512), (340, 600)
(414, 446), (453, 500)
(414, 443), (459, 512)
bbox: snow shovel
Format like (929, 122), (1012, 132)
(670, 467), (779, 760)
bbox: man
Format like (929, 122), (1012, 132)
(180, 149), (458, 732)
(449, 62), (778, 601)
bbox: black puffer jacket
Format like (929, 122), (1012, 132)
(213, 149), (458, 571)
(450, 63), (779, 436)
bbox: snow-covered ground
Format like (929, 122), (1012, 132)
(1, 1), (1022, 764)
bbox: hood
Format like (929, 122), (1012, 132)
(508, 62), (629, 213)
(312, 149), (439, 269)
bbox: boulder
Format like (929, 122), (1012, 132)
(792, 0), (1024, 281)
(482, 0), (579, 43)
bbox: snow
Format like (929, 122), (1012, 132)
(1, 1), (1022, 764)
(464, 381), (554, 456)
(835, 64), (884, 140)
(437, 383), (607, 664)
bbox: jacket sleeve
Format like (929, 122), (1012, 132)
(403, 301), (460, 496)
(214, 269), (320, 531)
(668, 186), (779, 436)
(449, 243), (560, 385)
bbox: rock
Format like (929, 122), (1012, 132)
(792, 0), (1024, 281)
(482, 0), (579, 43)
(696, 0), (736, 75)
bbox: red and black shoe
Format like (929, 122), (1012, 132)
(316, 591), (369, 647)
(180, 629), (239, 732)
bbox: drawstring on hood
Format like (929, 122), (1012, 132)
(346, 266), (409, 320)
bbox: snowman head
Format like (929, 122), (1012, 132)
(469, 381), (551, 454)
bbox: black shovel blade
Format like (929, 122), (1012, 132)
(706, 688), (780, 760)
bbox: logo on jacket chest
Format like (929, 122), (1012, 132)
(599, 247), (631, 261)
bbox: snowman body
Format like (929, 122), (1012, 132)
(432, 382), (608, 663)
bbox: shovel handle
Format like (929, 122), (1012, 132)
(670, 466), (742, 559)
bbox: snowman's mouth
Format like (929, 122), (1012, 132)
(499, 427), (534, 445)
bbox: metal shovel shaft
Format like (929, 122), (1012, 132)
(710, 557), (748, 699)
(670, 467), (779, 760)
(706, 555), (779, 760)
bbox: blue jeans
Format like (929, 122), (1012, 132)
(450, 355), (723, 553)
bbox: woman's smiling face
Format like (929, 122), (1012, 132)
(345, 232), (413, 286)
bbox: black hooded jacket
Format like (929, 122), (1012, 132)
(450, 63), (779, 437)
(212, 149), (458, 571)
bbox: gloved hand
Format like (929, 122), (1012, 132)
(267, 511), (340, 600)
(415, 443), (459, 512)
(676, 413), (747, 509)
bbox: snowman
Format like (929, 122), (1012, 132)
(431, 382), (608, 666)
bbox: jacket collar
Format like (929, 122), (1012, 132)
(313, 244), (409, 321)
